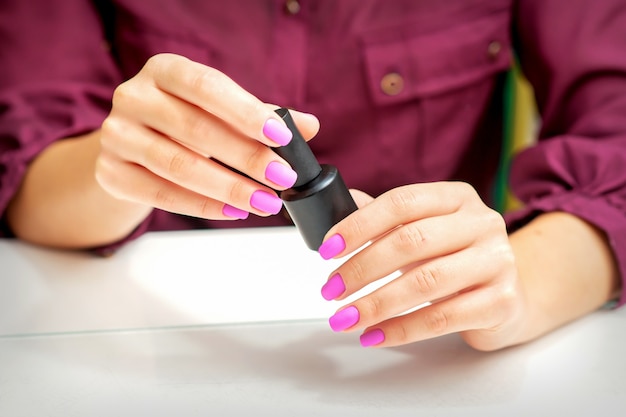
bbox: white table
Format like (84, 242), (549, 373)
(1, 227), (625, 416)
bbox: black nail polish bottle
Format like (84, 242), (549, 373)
(272, 108), (357, 251)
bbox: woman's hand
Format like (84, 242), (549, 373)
(318, 182), (528, 352)
(96, 53), (320, 220)
(7, 52), (320, 248)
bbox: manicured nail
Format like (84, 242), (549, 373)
(222, 204), (249, 219)
(265, 161), (297, 188)
(250, 190), (283, 215)
(321, 273), (345, 300)
(263, 118), (292, 146)
(319, 234), (346, 260)
(329, 305), (359, 332)
(360, 329), (385, 347)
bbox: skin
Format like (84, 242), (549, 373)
(6, 53), (621, 350)
(6, 54), (320, 248)
(329, 188), (620, 351)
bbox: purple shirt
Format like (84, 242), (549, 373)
(1, 1), (626, 303)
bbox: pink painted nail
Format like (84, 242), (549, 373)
(265, 161), (297, 188)
(263, 118), (292, 146)
(250, 190), (283, 215)
(222, 204), (249, 219)
(319, 234), (346, 260)
(321, 273), (346, 301)
(329, 305), (359, 332)
(360, 329), (385, 347)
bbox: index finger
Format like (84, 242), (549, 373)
(319, 182), (470, 259)
(145, 53), (293, 147)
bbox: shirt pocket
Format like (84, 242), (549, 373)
(361, 10), (513, 107)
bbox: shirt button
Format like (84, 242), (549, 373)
(285, 0), (301, 15)
(380, 72), (404, 96)
(487, 41), (502, 59)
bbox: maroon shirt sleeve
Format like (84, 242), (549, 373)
(0, 1), (123, 237)
(508, 0), (626, 305)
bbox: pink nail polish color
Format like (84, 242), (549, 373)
(263, 118), (293, 146)
(319, 234), (346, 260)
(321, 273), (346, 301)
(360, 329), (385, 347)
(265, 161), (297, 188)
(222, 204), (249, 219)
(250, 190), (283, 215)
(329, 305), (359, 332)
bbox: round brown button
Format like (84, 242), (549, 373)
(487, 41), (502, 59)
(285, 0), (301, 15)
(380, 72), (404, 96)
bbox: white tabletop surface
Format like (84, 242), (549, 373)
(1, 226), (625, 416)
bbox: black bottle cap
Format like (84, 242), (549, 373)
(273, 108), (322, 188)
(281, 165), (358, 250)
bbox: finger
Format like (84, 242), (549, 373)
(325, 246), (500, 330)
(360, 246), (502, 319)
(111, 89), (299, 190)
(349, 189), (374, 208)
(267, 104), (321, 141)
(319, 182), (478, 259)
(100, 117), (283, 216)
(143, 54), (293, 147)
(358, 287), (508, 348)
(96, 154), (247, 220)
(326, 213), (480, 299)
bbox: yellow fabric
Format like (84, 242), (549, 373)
(504, 66), (537, 211)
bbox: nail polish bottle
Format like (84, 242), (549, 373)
(272, 107), (357, 251)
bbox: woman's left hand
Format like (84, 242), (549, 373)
(318, 182), (529, 351)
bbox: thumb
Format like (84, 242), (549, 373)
(349, 189), (374, 209)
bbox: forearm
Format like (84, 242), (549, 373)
(6, 131), (152, 249)
(509, 211), (621, 344)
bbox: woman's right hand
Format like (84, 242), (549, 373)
(96, 53), (320, 220)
